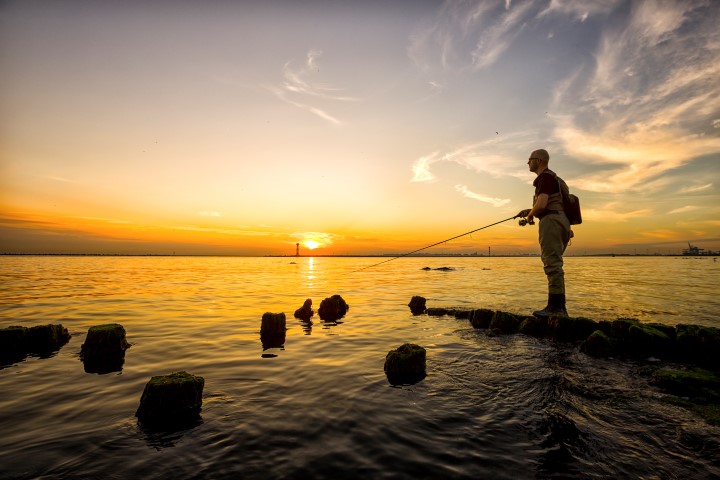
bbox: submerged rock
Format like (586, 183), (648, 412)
(318, 295), (349, 321)
(80, 323), (130, 374)
(0, 326), (29, 362)
(136, 371), (205, 426)
(408, 296), (427, 315)
(294, 299), (314, 321)
(384, 343), (426, 385)
(652, 367), (720, 426)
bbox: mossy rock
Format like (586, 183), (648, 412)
(611, 318), (640, 343)
(407, 296), (427, 315)
(676, 324), (720, 369)
(318, 295), (349, 321)
(581, 330), (613, 358)
(469, 309), (494, 329)
(652, 368), (720, 403)
(25, 324), (71, 354)
(261, 312), (286, 334)
(81, 324), (130, 359)
(597, 320), (612, 336)
(628, 324), (674, 357)
(489, 311), (520, 335)
(518, 316), (547, 337)
(136, 371), (205, 426)
(550, 316), (598, 343)
(384, 343), (426, 385)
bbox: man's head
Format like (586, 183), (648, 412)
(527, 149), (549, 174)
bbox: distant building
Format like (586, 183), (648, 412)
(682, 243), (705, 255)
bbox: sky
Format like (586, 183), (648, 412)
(1, 0), (719, 256)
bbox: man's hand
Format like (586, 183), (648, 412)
(516, 209), (531, 218)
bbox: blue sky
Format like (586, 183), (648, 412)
(1, 0), (718, 255)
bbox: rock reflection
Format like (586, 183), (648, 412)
(139, 417), (203, 450)
(82, 351), (126, 374)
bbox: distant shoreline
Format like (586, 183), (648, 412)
(1, 253), (717, 258)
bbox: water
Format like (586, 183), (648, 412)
(1, 255), (718, 479)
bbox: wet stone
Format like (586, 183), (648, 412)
(318, 295), (349, 322)
(80, 323), (130, 374)
(408, 296), (427, 315)
(136, 371), (205, 427)
(384, 343), (426, 385)
(581, 330), (613, 358)
(294, 299), (314, 321)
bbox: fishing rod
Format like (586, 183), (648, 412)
(350, 215), (518, 273)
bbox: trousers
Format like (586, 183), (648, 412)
(538, 212), (571, 294)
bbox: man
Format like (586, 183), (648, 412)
(516, 149), (571, 317)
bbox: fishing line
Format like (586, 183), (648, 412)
(349, 215), (518, 273)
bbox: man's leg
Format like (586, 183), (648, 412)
(535, 215), (570, 316)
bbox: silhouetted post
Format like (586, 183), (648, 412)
(296, 243), (299, 257)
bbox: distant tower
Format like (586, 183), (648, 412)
(296, 243), (300, 257)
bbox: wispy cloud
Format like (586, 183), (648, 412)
(668, 205), (699, 215)
(269, 49), (358, 126)
(409, 0), (538, 74)
(199, 211), (222, 217)
(410, 133), (535, 183)
(455, 184), (510, 207)
(678, 183), (712, 194)
(550, 1), (720, 193)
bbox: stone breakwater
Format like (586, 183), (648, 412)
(423, 302), (720, 426)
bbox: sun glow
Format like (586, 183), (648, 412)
(303, 240), (320, 250)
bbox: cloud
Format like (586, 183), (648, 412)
(678, 183), (713, 194)
(550, 1), (720, 193)
(581, 203), (652, 222)
(455, 185), (510, 207)
(668, 205), (699, 215)
(410, 134), (535, 183)
(269, 49), (359, 125)
(408, 0), (539, 74)
(199, 211), (222, 217)
(292, 231), (341, 246)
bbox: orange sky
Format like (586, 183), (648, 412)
(1, 1), (719, 256)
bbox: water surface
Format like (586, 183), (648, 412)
(1, 256), (718, 479)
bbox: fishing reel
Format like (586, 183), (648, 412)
(518, 217), (535, 227)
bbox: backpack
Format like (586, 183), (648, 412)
(547, 170), (582, 225)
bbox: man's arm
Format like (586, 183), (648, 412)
(528, 193), (548, 219)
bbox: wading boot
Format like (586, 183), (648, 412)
(533, 294), (567, 317)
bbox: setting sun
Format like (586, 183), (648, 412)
(303, 240), (320, 250)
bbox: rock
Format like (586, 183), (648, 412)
(318, 295), (349, 321)
(294, 299), (314, 321)
(384, 343), (426, 385)
(518, 315), (548, 337)
(136, 371), (205, 426)
(628, 324), (674, 358)
(489, 311), (520, 335)
(24, 324), (71, 356)
(0, 326), (29, 362)
(453, 309), (473, 319)
(581, 330), (613, 358)
(260, 312), (286, 350)
(676, 324), (720, 370)
(80, 324), (130, 374)
(427, 308), (451, 317)
(261, 312), (286, 335)
(550, 315), (598, 343)
(408, 296), (427, 315)
(469, 309), (494, 329)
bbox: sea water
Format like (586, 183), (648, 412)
(0, 255), (718, 479)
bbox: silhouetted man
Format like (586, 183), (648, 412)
(517, 149), (571, 317)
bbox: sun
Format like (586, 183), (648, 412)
(303, 240), (320, 250)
